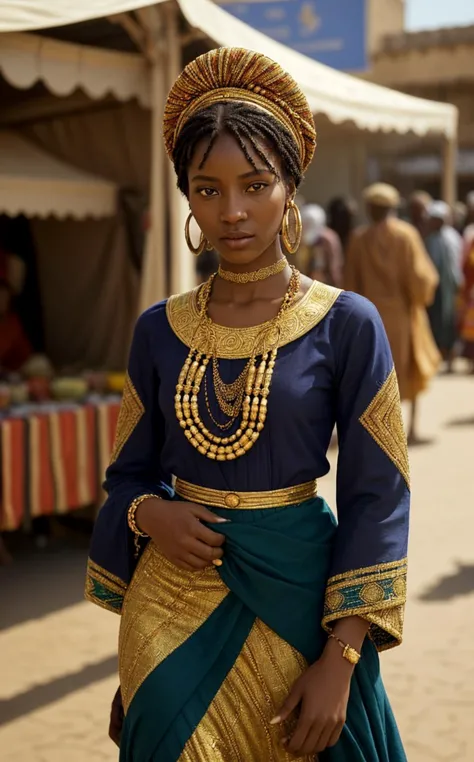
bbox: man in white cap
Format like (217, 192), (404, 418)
(345, 183), (440, 443)
(425, 201), (463, 371)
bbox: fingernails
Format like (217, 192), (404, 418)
(270, 715), (282, 725)
(216, 518), (231, 523)
(212, 559), (223, 567)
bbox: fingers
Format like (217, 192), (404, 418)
(300, 725), (330, 756)
(109, 719), (122, 748)
(188, 539), (224, 563)
(183, 552), (215, 570)
(286, 712), (315, 755)
(327, 721), (345, 749)
(191, 503), (230, 524)
(195, 521), (226, 547)
(173, 540), (224, 570)
(290, 719), (344, 756)
(109, 689), (124, 748)
(172, 557), (201, 571)
(271, 682), (303, 725)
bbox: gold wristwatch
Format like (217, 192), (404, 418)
(327, 632), (361, 665)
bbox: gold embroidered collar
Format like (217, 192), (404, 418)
(166, 281), (342, 359)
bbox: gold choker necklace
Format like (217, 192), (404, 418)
(218, 257), (288, 284)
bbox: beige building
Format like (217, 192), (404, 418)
(366, 4), (474, 200)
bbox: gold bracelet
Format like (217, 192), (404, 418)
(127, 493), (162, 557)
(327, 632), (361, 666)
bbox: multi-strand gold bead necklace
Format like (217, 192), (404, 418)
(174, 266), (301, 461)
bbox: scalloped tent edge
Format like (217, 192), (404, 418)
(0, 130), (117, 219)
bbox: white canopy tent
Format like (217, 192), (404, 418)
(0, 0), (458, 138)
(0, 0), (459, 311)
(0, 130), (117, 219)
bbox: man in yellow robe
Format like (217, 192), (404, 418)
(345, 183), (440, 442)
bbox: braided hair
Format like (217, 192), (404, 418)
(172, 101), (303, 197)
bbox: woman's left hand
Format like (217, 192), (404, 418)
(272, 643), (353, 756)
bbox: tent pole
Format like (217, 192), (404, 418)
(441, 135), (457, 208)
(165, 1), (195, 296)
(137, 7), (167, 312)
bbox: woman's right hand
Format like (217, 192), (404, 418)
(135, 497), (227, 570)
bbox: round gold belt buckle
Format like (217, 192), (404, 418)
(224, 492), (240, 509)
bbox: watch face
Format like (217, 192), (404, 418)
(343, 645), (360, 665)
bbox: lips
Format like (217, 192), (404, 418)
(220, 232), (254, 240)
(220, 232), (255, 250)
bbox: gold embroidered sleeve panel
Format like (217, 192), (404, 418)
(166, 280), (342, 359)
(359, 367), (410, 488)
(109, 372), (145, 465)
(322, 558), (407, 651)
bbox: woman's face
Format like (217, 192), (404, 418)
(187, 131), (290, 266)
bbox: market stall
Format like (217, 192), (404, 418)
(1, 398), (121, 531)
(0, 131), (123, 531)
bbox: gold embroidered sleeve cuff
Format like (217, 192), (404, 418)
(84, 559), (128, 615)
(322, 558), (407, 651)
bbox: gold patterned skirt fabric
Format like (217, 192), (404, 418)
(119, 543), (314, 761)
(180, 618), (313, 762)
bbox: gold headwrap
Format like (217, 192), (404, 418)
(163, 47), (316, 172)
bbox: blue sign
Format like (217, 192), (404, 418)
(217, 0), (367, 71)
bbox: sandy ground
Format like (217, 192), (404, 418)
(1, 369), (473, 761)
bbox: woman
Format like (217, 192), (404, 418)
(460, 237), (474, 372)
(86, 48), (409, 761)
(326, 197), (357, 254)
(299, 204), (343, 288)
(425, 201), (463, 370)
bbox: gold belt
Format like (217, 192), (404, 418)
(174, 478), (318, 510)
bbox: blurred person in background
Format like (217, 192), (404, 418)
(326, 196), (357, 254)
(463, 191), (474, 244)
(0, 272), (32, 374)
(345, 182), (440, 443)
(299, 203), (343, 287)
(407, 190), (432, 238)
(453, 201), (467, 234)
(460, 235), (474, 372)
(425, 201), (463, 372)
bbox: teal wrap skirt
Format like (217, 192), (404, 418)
(118, 497), (406, 762)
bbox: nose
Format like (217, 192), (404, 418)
(219, 194), (248, 225)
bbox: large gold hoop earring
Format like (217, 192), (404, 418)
(184, 212), (208, 257)
(281, 199), (302, 255)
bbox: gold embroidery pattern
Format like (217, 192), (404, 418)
(84, 558), (128, 615)
(109, 373), (145, 465)
(359, 367), (410, 487)
(119, 543), (228, 713)
(322, 558), (407, 651)
(179, 619), (312, 762)
(166, 281), (342, 359)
